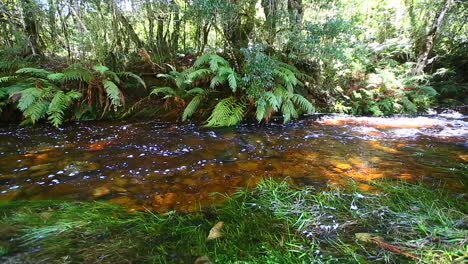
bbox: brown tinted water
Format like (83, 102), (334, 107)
(1, 111), (467, 212)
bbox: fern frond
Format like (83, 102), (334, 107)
(227, 72), (237, 92)
(281, 99), (298, 123)
(47, 90), (82, 127)
(16, 68), (51, 77)
(63, 64), (92, 82)
(151, 87), (176, 96)
(206, 97), (246, 127)
(16, 88), (44, 111)
(418, 85), (438, 96)
(92, 65), (110, 73)
(291, 94), (314, 113)
(103, 80), (122, 108)
(23, 100), (49, 123)
(186, 87), (205, 95)
(106, 71), (121, 84)
(194, 54), (228, 71)
(401, 97), (417, 113)
(182, 94), (204, 121)
(187, 69), (212, 82)
(119, 72), (146, 89)
(0, 76), (16, 83)
(47, 73), (65, 82)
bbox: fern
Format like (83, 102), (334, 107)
(92, 65), (110, 73)
(206, 97), (246, 127)
(151, 87), (176, 96)
(193, 54), (229, 71)
(23, 99), (50, 123)
(16, 88), (44, 111)
(103, 80), (122, 108)
(186, 88), (205, 95)
(401, 97), (417, 113)
(119, 72), (146, 88)
(0, 76), (16, 83)
(187, 68), (212, 82)
(291, 94), (314, 114)
(183, 94), (204, 121)
(47, 90), (82, 127)
(47, 73), (65, 82)
(16, 68), (51, 77)
(63, 64), (92, 82)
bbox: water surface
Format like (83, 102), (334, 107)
(1, 110), (467, 212)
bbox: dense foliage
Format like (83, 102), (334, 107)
(0, 0), (466, 126)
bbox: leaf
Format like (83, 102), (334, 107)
(355, 233), (376, 243)
(194, 256), (213, 264)
(182, 94), (203, 121)
(92, 65), (110, 73)
(103, 80), (122, 107)
(207, 221), (224, 240)
(206, 97), (246, 127)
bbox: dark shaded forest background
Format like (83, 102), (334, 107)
(0, 0), (466, 127)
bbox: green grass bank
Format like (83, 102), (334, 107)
(0, 179), (466, 264)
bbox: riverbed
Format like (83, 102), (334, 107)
(1, 110), (467, 212)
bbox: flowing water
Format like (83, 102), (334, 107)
(1, 110), (467, 212)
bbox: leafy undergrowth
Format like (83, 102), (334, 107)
(0, 179), (466, 263)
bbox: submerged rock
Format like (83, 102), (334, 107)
(92, 186), (111, 198)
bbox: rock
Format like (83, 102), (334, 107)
(92, 186), (111, 198)
(194, 256), (212, 264)
(207, 221), (224, 241)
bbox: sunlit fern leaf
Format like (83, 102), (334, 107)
(63, 64), (92, 83)
(206, 96), (246, 127)
(187, 69), (212, 82)
(0, 76), (16, 83)
(151, 87), (176, 96)
(277, 62), (312, 81)
(194, 54), (228, 71)
(291, 94), (314, 114)
(281, 99), (298, 123)
(47, 90), (82, 127)
(16, 68), (51, 77)
(227, 72), (237, 92)
(103, 80), (122, 108)
(92, 65), (110, 74)
(165, 64), (177, 72)
(46, 73), (65, 82)
(16, 88), (43, 111)
(255, 97), (267, 122)
(368, 104), (383, 116)
(183, 94), (204, 121)
(264, 91), (280, 111)
(186, 87), (205, 95)
(210, 75), (224, 88)
(24, 100), (50, 123)
(118, 72), (146, 89)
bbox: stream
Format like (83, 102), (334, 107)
(1, 109), (467, 212)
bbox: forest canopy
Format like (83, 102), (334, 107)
(0, 0), (467, 126)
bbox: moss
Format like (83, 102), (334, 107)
(0, 179), (466, 263)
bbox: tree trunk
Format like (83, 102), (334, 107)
(412, 0), (454, 74)
(21, 0), (42, 56)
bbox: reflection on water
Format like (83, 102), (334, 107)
(0, 111), (467, 212)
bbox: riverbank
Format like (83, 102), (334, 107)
(1, 179), (466, 263)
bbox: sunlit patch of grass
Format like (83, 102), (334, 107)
(0, 179), (466, 263)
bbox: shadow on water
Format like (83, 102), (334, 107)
(0, 109), (467, 212)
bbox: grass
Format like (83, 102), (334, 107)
(0, 179), (466, 263)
